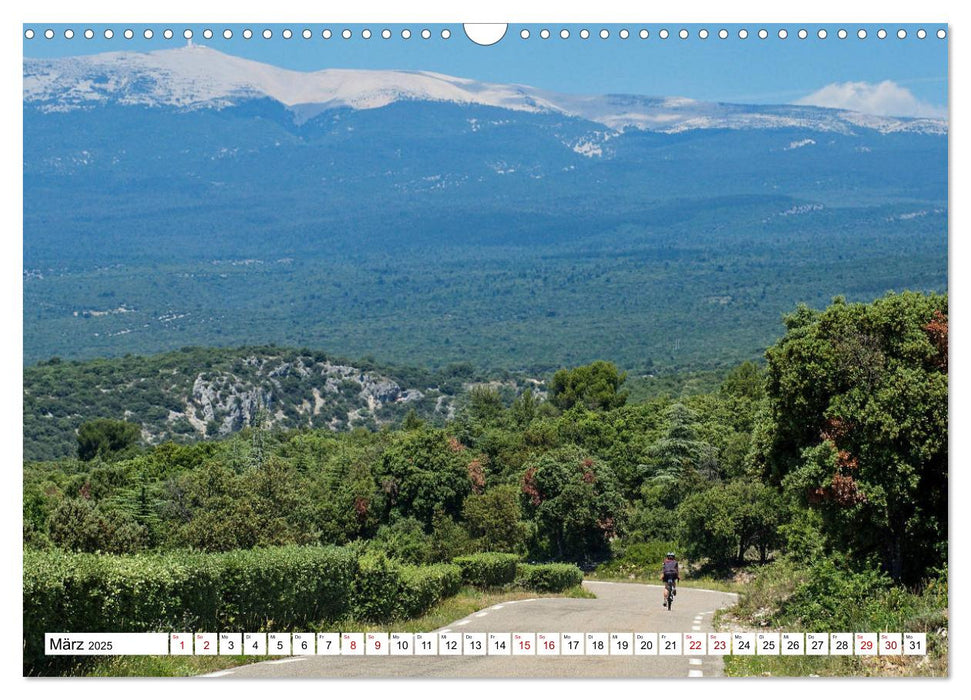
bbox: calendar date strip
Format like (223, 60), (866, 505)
(46, 631), (927, 656)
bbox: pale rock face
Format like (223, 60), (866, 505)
(24, 46), (947, 135)
(190, 373), (271, 435)
(151, 356), (442, 442)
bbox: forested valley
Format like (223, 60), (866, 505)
(23, 291), (948, 676)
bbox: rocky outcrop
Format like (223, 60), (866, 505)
(24, 347), (542, 461)
(190, 372), (273, 435)
(155, 356), (447, 442)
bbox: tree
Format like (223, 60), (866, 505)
(402, 409), (424, 431)
(549, 361), (628, 411)
(241, 456), (315, 546)
(463, 484), (530, 554)
(174, 462), (260, 551)
(719, 361), (765, 402)
(520, 446), (625, 561)
(47, 498), (147, 554)
(370, 517), (433, 564)
(645, 403), (720, 491)
(510, 388), (538, 428)
(677, 480), (784, 568)
(753, 292), (947, 583)
(429, 508), (474, 562)
(378, 427), (472, 527)
(465, 386), (505, 426)
(309, 437), (382, 544)
(76, 418), (141, 461)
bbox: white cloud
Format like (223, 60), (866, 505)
(795, 80), (946, 119)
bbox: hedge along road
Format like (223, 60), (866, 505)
(212, 581), (738, 679)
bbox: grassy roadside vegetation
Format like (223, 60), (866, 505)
(80, 585), (594, 677)
(586, 540), (742, 594)
(715, 559), (948, 677)
(590, 539), (948, 677)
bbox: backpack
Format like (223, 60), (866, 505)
(663, 559), (678, 576)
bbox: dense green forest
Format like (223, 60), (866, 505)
(24, 198), (946, 373)
(23, 291), (948, 675)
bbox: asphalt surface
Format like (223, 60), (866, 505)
(210, 581), (738, 679)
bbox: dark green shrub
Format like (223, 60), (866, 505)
(453, 553), (519, 587)
(23, 546), (356, 673)
(777, 558), (893, 632)
(351, 553), (403, 622)
(352, 557), (462, 622)
(218, 546), (358, 630)
(594, 540), (679, 580)
(399, 564), (462, 617)
(515, 563), (583, 592)
(25, 545), (466, 673)
(47, 499), (147, 554)
(777, 508), (827, 564)
(76, 419), (141, 461)
(369, 517), (433, 564)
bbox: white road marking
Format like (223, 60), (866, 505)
(201, 670), (235, 677)
(692, 626), (702, 631)
(474, 612), (489, 618)
(456, 620), (470, 626)
(522, 599), (537, 603)
(266, 657), (305, 665)
(688, 670), (704, 678)
(491, 605), (504, 610)
(441, 629), (452, 633)
(689, 658), (703, 666)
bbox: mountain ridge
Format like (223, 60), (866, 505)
(23, 46), (948, 375)
(24, 45), (947, 135)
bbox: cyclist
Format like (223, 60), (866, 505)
(661, 552), (680, 607)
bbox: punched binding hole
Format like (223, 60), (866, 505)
(464, 24), (507, 46)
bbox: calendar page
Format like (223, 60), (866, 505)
(21, 6), (948, 683)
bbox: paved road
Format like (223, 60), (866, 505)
(212, 581), (737, 679)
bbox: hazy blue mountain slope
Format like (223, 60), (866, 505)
(23, 50), (947, 371)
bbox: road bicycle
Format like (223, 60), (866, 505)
(663, 578), (677, 610)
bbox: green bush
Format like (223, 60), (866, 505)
(23, 546), (357, 673)
(453, 553), (519, 587)
(25, 546), (507, 673)
(23, 549), (223, 674)
(732, 558), (949, 673)
(399, 564), (462, 617)
(739, 557), (949, 637)
(777, 508), (827, 564)
(369, 517), (433, 564)
(777, 558), (894, 632)
(351, 553), (404, 622)
(352, 556), (462, 621)
(515, 563), (583, 592)
(593, 540), (679, 580)
(218, 546), (358, 630)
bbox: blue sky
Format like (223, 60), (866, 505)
(23, 22), (949, 116)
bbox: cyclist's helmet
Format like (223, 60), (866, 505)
(666, 552), (676, 558)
